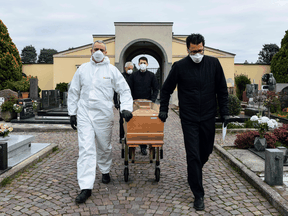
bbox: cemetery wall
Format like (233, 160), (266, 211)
(53, 56), (90, 88)
(22, 64), (53, 91)
(234, 64), (271, 89)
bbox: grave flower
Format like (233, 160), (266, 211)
(250, 115), (278, 138)
(32, 101), (38, 111)
(0, 123), (13, 138)
(13, 104), (23, 113)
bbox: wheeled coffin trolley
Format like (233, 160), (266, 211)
(121, 99), (164, 182)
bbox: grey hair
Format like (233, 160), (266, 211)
(92, 40), (107, 50)
(125, 62), (134, 68)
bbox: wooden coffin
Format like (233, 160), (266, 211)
(124, 99), (164, 147)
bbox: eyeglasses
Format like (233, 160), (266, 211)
(188, 48), (204, 55)
(94, 48), (105, 52)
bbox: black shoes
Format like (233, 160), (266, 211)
(75, 189), (91, 204)
(102, 173), (110, 184)
(193, 197), (205, 211)
(141, 148), (147, 155)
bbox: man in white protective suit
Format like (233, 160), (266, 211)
(68, 40), (133, 204)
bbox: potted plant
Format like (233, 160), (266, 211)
(0, 96), (18, 122)
(13, 104), (23, 121)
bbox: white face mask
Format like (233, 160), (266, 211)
(127, 69), (133, 74)
(190, 53), (204, 63)
(92, 50), (104, 62)
(139, 63), (147, 71)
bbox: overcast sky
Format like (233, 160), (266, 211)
(1, 0), (287, 68)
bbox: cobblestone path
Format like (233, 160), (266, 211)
(0, 110), (280, 215)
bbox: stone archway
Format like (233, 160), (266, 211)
(118, 38), (170, 88)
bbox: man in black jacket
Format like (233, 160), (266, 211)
(128, 56), (159, 155)
(114, 62), (134, 143)
(158, 34), (229, 211)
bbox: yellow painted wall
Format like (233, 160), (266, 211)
(219, 58), (235, 87)
(172, 41), (187, 56)
(234, 64), (270, 89)
(22, 64), (53, 91)
(65, 48), (91, 56)
(53, 42), (116, 88)
(53, 57), (90, 88)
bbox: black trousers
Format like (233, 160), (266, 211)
(119, 111), (124, 139)
(181, 117), (215, 199)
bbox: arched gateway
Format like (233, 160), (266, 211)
(114, 22), (173, 87)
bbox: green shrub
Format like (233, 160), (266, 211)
(4, 75), (41, 97)
(228, 94), (241, 116)
(0, 96), (18, 112)
(244, 119), (258, 128)
(235, 74), (251, 100)
(216, 94), (242, 117)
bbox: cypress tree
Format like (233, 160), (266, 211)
(271, 30), (288, 83)
(0, 19), (22, 90)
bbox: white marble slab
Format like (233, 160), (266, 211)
(6, 135), (35, 152)
(8, 143), (51, 167)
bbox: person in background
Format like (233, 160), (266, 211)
(68, 40), (133, 204)
(128, 56), (159, 155)
(113, 61), (134, 143)
(158, 34), (229, 211)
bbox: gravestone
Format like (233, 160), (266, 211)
(63, 92), (68, 107)
(29, 78), (38, 100)
(246, 84), (258, 98)
(41, 90), (60, 109)
(42, 90), (50, 109)
(0, 97), (4, 119)
(0, 89), (18, 100)
(279, 87), (288, 110)
(242, 91), (248, 102)
(265, 149), (283, 186)
(267, 73), (276, 91)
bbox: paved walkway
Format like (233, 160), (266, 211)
(0, 110), (282, 215)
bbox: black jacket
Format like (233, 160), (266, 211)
(160, 55), (229, 122)
(128, 70), (159, 102)
(113, 72), (131, 105)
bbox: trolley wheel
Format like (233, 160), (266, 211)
(124, 167), (129, 182)
(155, 167), (160, 182)
(160, 149), (163, 159)
(121, 149), (124, 158)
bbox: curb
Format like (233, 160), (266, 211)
(12, 127), (74, 132)
(214, 144), (288, 216)
(0, 143), (58, 185)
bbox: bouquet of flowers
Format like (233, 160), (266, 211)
(250, 115), (278, 138)
(0, 123), (13, 138)
(13, 104), (23, 113)
(32, 101), (38, 111)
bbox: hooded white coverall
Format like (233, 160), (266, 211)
(68, 56), (133, 190)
